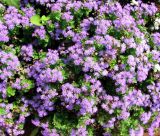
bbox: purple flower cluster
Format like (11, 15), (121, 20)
(0, 0), (159, 136)
(0, 21), (9, 42)
(21, 44), (33, 61)
(32, 26), (46, 39)
(4, 6), (35, 29)
(0, 51), (20, 97)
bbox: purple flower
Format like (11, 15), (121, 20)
(71, 127), (88, 136)
(21, 44), (33, 61)
(62, 12), (73, 22)
(152, 33), (160, 46)
(32, 26), (46, 39)
(0, 22), (9, 42)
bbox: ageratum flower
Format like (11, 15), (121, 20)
(0, 0), (159, 136)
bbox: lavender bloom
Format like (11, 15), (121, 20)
(43, 49), (59, 65)
(62, 12), (73, 22)
(140, 112), (151, 124)
(0, 51), (20, 80)
(70, 127), (88, 136)
(0, 22), (9, 42)
(4, 6), (21, 29)
(21, 44), (33, 61)
(79, 98), (97, 115)
(152, 33), (160, 46)
(0, 1), (159, 135)
(129, 126), (144, 136)
(39, 68), (63, 83)
(61, 83), (80, 110)
(32, 26), (46, 39)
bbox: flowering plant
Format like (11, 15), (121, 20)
(0, 0), (159, 136)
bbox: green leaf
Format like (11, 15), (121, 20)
(30, 128), (39, 136)
(18, 124), (24, 130)
(94, 43), (104, 51)
(97, 110), (111, 125)
(7, 86), (16, 97)
(125, 48), (136, 56)
(137, 25), (147, 33)
(50, 11), (61, 21)
(125, 64), (130, 71)
(135, 37), (142, 44)
(0, 107), (6, 115)
(60, 20), (68, 29)
(30, 15), (42, 26)
(47, 23), (55, 32)
(123, 30), (133, 38)
(107, 27), (123, 40)
(1, 0), (20, 8)
(87, 126), (94, 136)
(120, 55), (128, 64)
(21, 79), (35, 92)
(41, 15), (50, 21)
(53, 111), (77, 135)
(106, 13), (117, 20)
(78, 115), (90, 127)
(41, 15), (50, 24)
(109, 59), (117, 69)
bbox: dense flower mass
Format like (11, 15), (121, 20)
(0, 0), (159, 136)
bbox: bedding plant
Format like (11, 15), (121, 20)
(0, 0), (159, 136)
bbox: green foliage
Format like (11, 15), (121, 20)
(0, 0), (20, 8)
(107, 27), (123, 40)
(0, 4), (5, 20)
(147, 53), (157, 63)
(118, 118), (139, 136)
(50, 11), (61, 21)
(129, 106), (144, 119)
(148, 36), (155, 48)
(53, 111), (78, 135)
(31, 14), (51, 26)
(61, 68), (70, 80)
(0, 107), (6, 115)
(138, 78), (154, 93)
(30, 128), (39, 136)
(21, 79), (35, 92)
(30, 15), (42, 26)
(120, 54), (131, 71)
(97, 110), (111, 125)
(77, 115), (91, 127)
(87, 126), (94, 136)
(135, 37), (142, 44)
(73, 9), (83, 18)
(39, 35), (50, 47)
(94, 43), (104, 51)
(123, 30), (133, 38)
(125, 48), (136, 56)
(71, 8), (91, 28)
(155, 12), (160, 18)
(106, 13), (117, 20)
(18, 124), (24, 130)
(109, 59), (117, 69)
(137, 25), (147, 33)
(120, 55), (128, 64)
(33, 51), (47, 60)
(7, 86), (16, 97)
(60, 20), (68, 30)
(41, 15), (50, 24)
(110, 107), (143, 136)
(46, 23), (55, 32)
(131, 11), (139, 20)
